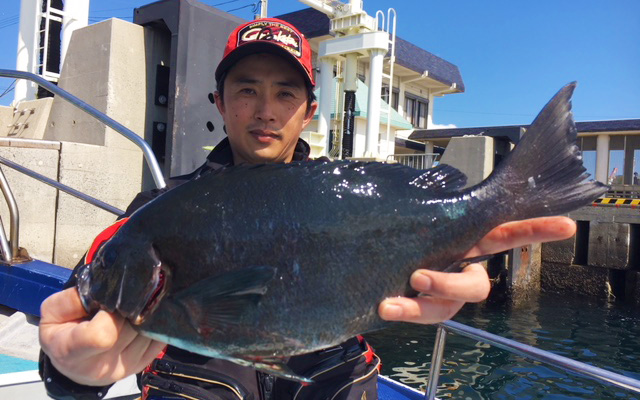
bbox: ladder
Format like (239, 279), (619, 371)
(36, 0), (62, 83)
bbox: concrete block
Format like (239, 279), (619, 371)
(440, 136), (494, 188)
(541, 237), (575, 264)
(45, 18), (147, 151)
(0, 143), (60, 263)
(541, 262), (611, 299)
(0, 98), (54, 139)
(54, 141), (142, 268)
(0, 106), (12, 133)
(588, 221), (631, 270)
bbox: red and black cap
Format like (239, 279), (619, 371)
(215, 18), (315, 87)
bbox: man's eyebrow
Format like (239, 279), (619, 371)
(230, 77), (260, 85)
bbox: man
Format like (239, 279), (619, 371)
(39, 18), (577, 399)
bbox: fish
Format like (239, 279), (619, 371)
(76, 82), (607, 381)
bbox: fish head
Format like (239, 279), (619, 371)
(77, 237), (170, 326)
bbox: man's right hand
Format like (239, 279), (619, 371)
(39, 287), (166, 386)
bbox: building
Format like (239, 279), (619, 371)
(276, 8), (465, 160)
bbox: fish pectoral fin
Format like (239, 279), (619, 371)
(244, 357), (313, 383)
(409, 164), (467, 191)
(174, 265), (276, 327)
(442, 254), (493, 273)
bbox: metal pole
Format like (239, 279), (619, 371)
(425, 325), (447, 400)
(0, 167), (20, 259)
(0, 216), (12, 262)
(442, 320), (640, 394)
(0, 155), (124, 216)
(0, 69), (166, 189)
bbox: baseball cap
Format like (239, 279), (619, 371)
(215, 18), (315, 87)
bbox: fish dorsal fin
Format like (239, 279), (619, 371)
(174, 266), (276, 329)
(409, 164), (468, 191)
(203, 160), (467, 192)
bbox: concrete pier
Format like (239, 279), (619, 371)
(541, 206), (640, 304)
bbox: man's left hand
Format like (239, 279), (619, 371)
(378, 216), (576, 324)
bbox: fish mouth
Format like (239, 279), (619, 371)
(131, 264), (169, 325)
(77, 264), (99, 314)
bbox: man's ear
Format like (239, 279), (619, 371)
(214, 91), (225, 115)
(302, 101), (318, 129)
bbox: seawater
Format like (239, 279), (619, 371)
(365, 292), (640, 399)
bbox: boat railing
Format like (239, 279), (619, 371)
(424, 320), (640, 399)
(0, 69), (167, 263)
(387, 153), (439, 170)
(0, 69), (166, 189)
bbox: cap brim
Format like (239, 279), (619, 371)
(215, 42), (313, 87)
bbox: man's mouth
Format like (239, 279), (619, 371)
(250, 129), (279, 143)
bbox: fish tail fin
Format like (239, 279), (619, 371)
(486, 82), (608, 219)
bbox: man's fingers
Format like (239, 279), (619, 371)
(378, 264), (489, 324)
(40, 288), (88, 325)
(68, 311), (125, 357)
(410, 263), (490, 302)
(466, 216), (576, 258)
(379, 296), (465, 324)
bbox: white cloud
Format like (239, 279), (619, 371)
(430, 123), (457, 129)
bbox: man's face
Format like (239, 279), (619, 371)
(215, 53), (317, 165)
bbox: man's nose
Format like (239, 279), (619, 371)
(254, 95), (277, 122)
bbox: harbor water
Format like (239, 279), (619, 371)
(365, 292), (640, 399)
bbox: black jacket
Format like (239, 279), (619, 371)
(40, 138), (379, 400)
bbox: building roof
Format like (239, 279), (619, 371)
(276, 8), (465, 91)
(410, 119), (640, 144)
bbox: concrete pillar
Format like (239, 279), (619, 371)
(424, 140), (434, 154)
(440, 136), (494, 188)
(61, 0), (89, 67)
(397, 81), (405, 119)
(426, 91), (435, 129)
(15, 0), (42, 103)
(318, 57), (334, 155)
(365, 49), (385, 158)
(596, 134), (610, 183)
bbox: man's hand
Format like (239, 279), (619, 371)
(378, 216), (576, 324)
(39, 287), (166, 386)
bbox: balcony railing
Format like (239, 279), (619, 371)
(387, 153), (439, 170)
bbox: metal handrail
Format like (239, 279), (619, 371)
(0, 167), (19, 260)
(425, 320), (640, 399)
(0, 156), (124, 216)
(0, 69), (166, 189)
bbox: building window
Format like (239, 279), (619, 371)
(404, 95), (429, 128)
(405, 97), (415, 125)
(381, 86), (399, 111)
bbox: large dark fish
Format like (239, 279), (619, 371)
(77, 83), (606, 381)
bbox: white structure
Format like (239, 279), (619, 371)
(278, 5), (464, 161)
(300, 0), (397, 160)
(15, 0), (88, 104)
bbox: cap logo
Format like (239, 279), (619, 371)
(237, 21), (302, 58)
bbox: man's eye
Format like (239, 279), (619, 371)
(280, 91), (294, 98)
(240, 88), (255, 94)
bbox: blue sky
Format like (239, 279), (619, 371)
(0, 0), (638, 128)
